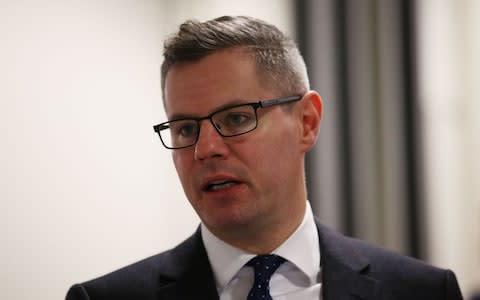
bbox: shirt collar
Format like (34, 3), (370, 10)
(201, 201), (320, 292)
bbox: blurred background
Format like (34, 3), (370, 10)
(1, 0), (478, 299)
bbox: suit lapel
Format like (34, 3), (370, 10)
(155, 229), (219, 300)
(154, 220), (381, 299)
(316, 221), (381, 300)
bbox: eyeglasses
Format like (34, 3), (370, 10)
(153, 95), (302, 149)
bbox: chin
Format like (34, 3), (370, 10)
(203, 211), (253, 233)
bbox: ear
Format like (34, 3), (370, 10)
(299, 91), (323, 153)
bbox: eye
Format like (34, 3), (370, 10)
(173, 122), (198, 137)
(225, 112), (251, 126)
(180, 124), (196, 136)
(211, 105), (257, 135)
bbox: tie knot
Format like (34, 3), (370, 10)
(247, 254), (286, 281)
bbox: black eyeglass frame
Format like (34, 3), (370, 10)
(153, 95), (303, 150)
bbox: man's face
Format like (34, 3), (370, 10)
(163, 49), (310, 240)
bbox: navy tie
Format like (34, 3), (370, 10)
(246, 254), (286, 300)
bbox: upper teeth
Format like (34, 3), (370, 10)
(209, 181), (236, 191)
(211, 180), (228, 185)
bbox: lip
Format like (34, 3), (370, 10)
(201, 174), (243, 192)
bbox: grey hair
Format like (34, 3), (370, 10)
(161, 16), (310, 98)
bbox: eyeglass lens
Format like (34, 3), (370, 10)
(159, 104), (258, 149)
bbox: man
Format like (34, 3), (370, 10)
(66, 16), (463, 299)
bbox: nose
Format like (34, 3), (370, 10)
(194, 120), (229, 161)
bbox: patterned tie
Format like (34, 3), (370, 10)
(246, 254), (286, 300)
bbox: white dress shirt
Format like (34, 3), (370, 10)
(201, 201), (322, 300)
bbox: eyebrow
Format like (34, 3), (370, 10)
(167, 98), (254, 121)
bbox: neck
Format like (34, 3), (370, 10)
(211, 197), (307, 254)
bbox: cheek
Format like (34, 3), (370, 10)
(172, 152), (191, 187)
(244, 132), (296, 178)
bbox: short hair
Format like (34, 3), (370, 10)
(161, 16), (310, 99)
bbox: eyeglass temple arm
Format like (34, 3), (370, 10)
(153, 95), (303, 133)
(259, 95), (303, 108)
(153, 124), (168, 133)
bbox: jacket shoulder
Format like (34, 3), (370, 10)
(66, 230), (204, 300)
(317, 222), (463, 299)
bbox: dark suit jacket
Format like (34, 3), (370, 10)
(66, 220), (463, 299)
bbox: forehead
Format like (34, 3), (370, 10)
(163, 49), (272, 118)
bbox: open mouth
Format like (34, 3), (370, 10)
(204, 180), (241, 192)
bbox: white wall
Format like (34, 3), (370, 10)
(0, 1), (294, 299)
(417, 0), (480, 297)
